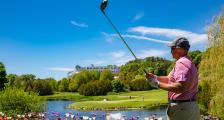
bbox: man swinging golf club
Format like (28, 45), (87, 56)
(146, 37), (200, 120)
(100, 1), (200, 119)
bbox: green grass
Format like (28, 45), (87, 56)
(41, 89), (168, 110)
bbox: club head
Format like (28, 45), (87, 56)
(100, 0), (108, 14)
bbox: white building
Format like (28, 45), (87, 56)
(77, 64), (120, 74)
(68, 64), (120, 77)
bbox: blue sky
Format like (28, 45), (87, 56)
(0, 0), (223, 80)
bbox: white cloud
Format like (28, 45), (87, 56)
(133, 12), (144, 21)
(122, 34), (170, 44)
(84, 49), (168, 67)
(99, 26), (208, 66)
(128, 26), (208, 44)
(100, 49), (168, 66)
(138, 49), (169, 58)
(98, 51), (131, 65)
(109, 51), (132, 65)
(108, 53), (133, 66)
(44, 67), (74, 72)
(101, 32), (170, 44)
(101, 32), (115, 43)
(71, 20), (88, 28)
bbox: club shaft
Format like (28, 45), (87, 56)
(103, 12), (148, 74)
(103, 13), (138, 60)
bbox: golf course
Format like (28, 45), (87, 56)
(1, 0), (224, 119)
(42, 89), (167, 110)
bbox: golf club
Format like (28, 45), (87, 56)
(100, 0), (148, 74)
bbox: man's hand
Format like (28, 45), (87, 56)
(145, 73), (160, 88)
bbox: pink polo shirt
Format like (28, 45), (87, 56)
(168, 56), (198, 100)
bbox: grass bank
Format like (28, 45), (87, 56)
(50, 90), (167, 110)
(41, 89), (167, 110)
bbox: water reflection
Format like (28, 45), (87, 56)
(46, 100), (167, 119)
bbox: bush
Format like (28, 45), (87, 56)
(58, 78), (69, 92)
(100, 70), (114, 81)
(79, 80), (112, 96)
(71, 71), (97, 91)
(111, 80), (125, 93)
(33, 80), (53, 96)
(46, 78), (58, 92)
(130, 77), (152, 91)
(79, 82), (97, 96)
(68, 79), (79, 92)
(0, 87), (44, 115)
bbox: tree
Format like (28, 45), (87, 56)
(119, 61), (140, 81)
(79, 80), (112, 96)
(33, 80), (53, 96)
(189, 50), (202, 68)
(0, 62), (7, 90)
(68, 79), (78, 92)
(0, 87), (43, 115)
(58, 78), (69, 92)
(198, 14), (224, 118)
(90, 71), (101, 80)
(96, 80), (112, 95)
(19, 74), (36, 92)
(100, 70), (114, 81)
(130, 77), (152, 91)
(70, 70), (101, 91)
(46, 77), (58, 91)
(6, 74), (17, 86)
(111, 80), (125, 93)
(119, 57), (171, 89)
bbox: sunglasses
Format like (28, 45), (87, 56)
(171, 47), (179, 53)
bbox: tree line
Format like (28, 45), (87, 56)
(0, 43), (204, 116)
(0, 50), (202, 97)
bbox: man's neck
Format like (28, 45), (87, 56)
(176, 54), (188, 60)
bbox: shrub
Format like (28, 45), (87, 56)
(79, 82), (97, 96)
(68, 79), (78, 92)
(100, 70), (114, 81)
(111, 80), (125, 93)
(58, 78), (69, 92)
(33, 80), (53, 96)
(130, 77), (152, 91)
(0, 87), (44, 115)
(71, 71), (97, 91)
(79, 80), (112, 96)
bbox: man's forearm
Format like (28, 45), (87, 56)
(159, 82), (186, 93)
(157, 76), (169, 83)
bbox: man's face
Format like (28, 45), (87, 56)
(171, 47), (181, 59)
(171, 47), (188, 59)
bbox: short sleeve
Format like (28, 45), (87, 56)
(174, 62), (190, 82)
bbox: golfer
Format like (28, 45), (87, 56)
(146, 37), (200, 120)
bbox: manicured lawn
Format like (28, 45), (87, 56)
(42, 89), (168, 110)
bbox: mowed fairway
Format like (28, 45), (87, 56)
(68, 89), (168, 110)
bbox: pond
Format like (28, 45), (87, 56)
(46, 100), (167, 119)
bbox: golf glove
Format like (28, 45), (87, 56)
(146, 75), (160, 88)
